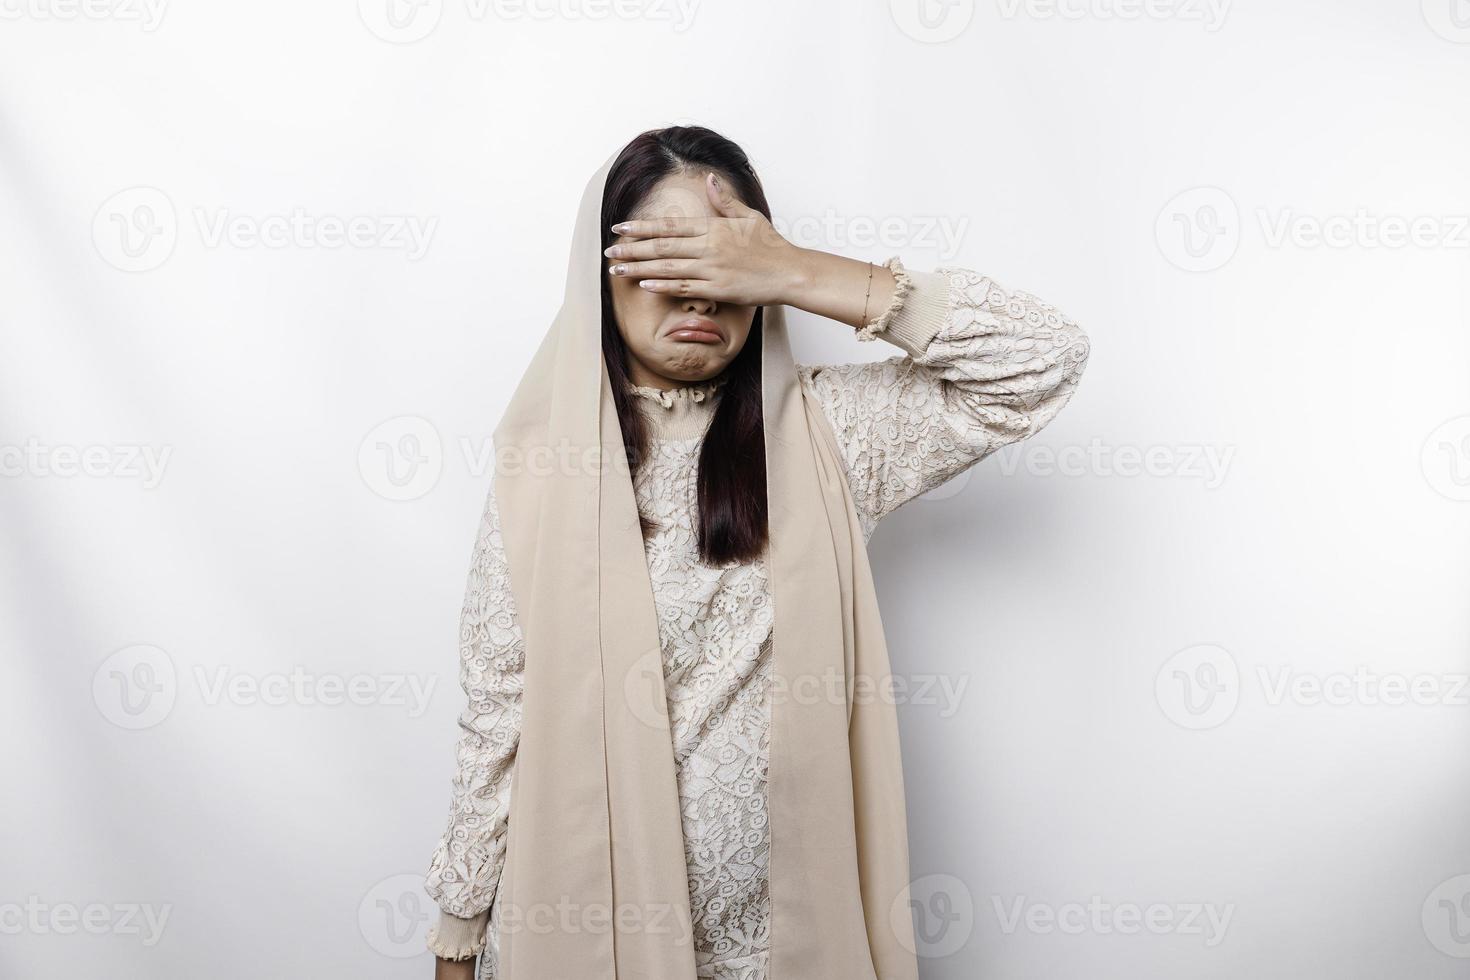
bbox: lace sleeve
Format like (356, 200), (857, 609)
(798, 257), (1090, 538)
(424, 476), (524, 938)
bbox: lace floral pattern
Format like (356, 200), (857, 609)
(800, 266), (1091, 540)
(423, 478), (523, 921)
(631, 427), (775, 979)
(424, 264), (1089, 979)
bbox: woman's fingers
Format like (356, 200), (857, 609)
(604, 236), (705, 262)
(611, 216), (708, 239)
(607, 257), (703, 280)
(633, 278), (715, 297)
(704, 171), (755, 220)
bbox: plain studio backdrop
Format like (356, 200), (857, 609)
(2, 1), (1469, 977)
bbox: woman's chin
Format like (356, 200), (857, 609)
(655, 353), (728, 382)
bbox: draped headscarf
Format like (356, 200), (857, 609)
(490, 148), (920, 979)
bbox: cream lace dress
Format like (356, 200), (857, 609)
(424, 258), (1089, 979)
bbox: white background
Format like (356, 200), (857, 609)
(2, 0), (1469, 977)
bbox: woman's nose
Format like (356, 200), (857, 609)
(681, 295), (716, 315)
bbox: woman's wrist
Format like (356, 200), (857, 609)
(434, 955), (478, 979)
(779, 244), (821, 308)
(780, 247), (899, 330)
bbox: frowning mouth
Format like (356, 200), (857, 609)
(666, 317), (724, 345)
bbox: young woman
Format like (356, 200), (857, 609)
(424, 125), (1089, 980)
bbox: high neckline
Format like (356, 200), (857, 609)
(625, 375), (728, 440)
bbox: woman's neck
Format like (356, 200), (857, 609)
(625, 375), (727, 440)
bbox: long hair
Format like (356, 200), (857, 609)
(601, 126), (771, 566)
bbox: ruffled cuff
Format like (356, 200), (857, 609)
(427, 908), (490, 961)
(854, 256), (953, 357)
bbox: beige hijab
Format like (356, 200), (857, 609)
(490, 148), (919, 979)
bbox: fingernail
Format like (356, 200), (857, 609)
(604, 245), (621, 258)
(610, 264), (626, 275)
(611, 222), (628, 234)
(638, 280), (654, 289)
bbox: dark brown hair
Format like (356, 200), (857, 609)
(601, 126), (771, 566)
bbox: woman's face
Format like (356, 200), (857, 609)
(608, 171), (756, 389)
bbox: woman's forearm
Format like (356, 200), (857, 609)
(783, 247), (900, 330)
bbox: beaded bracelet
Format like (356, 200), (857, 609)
(859, 261), (874, 331)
